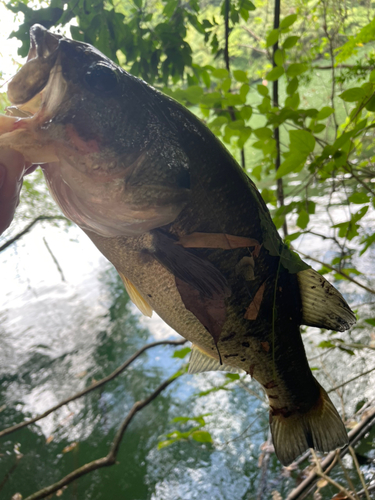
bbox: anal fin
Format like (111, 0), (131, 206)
(188, 345), (243, 374)
(297, 269), (356, 332)
(118, 272), (153, 318)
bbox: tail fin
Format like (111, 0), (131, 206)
(270, 382), (348, 466)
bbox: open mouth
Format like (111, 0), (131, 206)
(6, 25), (66, 121)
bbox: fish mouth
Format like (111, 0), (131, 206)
(7, 25), (66, 120)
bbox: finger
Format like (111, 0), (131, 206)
(0, 149), (26, 235)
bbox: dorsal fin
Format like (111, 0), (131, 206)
(297, 269), (356, 332)
(118, 272), (153, 318)
(188, 345), (243, 374)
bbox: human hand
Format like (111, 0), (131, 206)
(0, 149), (26, 235)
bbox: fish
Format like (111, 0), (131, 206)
(0, 24), (355, 466)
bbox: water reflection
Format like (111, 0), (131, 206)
(0, 223), (374, 499)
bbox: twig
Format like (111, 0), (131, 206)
(0, 215), (67, 252)
(239, 44), (268, 55)
(0, 338), (186, 439)
(21, 374), (181, 500)
(242, 26), (263, 43)
(338, 455), (359, 500)
(328, 365), (375, 393)
(311, 449), (357, 500)
(43, 237), (66, 282)
(357, 483), (375, 497)
(349, 446), (371, 500)
(256, 431), (273, 500)
(297, 250), (375, 295)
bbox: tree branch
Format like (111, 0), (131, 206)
(43, 237), (66, 282)
(314, 64), (375, 70)
(311, 449), (357, 500)
(328, 365), (375, 393)
(20, 375), (182, 500)
(0, 338), (187, 439)
(0, 215), (68, 253)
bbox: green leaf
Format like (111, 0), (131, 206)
(289, 129), (315, 155)
(240, 105), (253, 120)
(349, 192), (369, 204)
(172, 347), (191, 359)
(257, 84), (269, 96)
(276, 152), (306, 178)
(266, 29), (279, 48)
(312, 123), (325, 133)
(286, 63), (308, 77)
(318, 340), (335, 348)
(253, 127), (273, 139)
(233, 70), (247, 82)
(280, 14), (298, 29)
(158, 438), (178, 449)
(339, 87), (366, 102)
(316, 106), (334, 120)
(212, 68), (229, 79)
(286, 77), (298, 95)
(297, 210), (309, 229)
(283, 36), (299, 49)
(191, 431), (213, 443)
(266, 66), (284, 81)
(185, 85), (203, 104)
(285, 231), (301, 242)
(274, 49), (285, 66)
(221, 77), (231, 93)
(225, 373), (240, 380)
(240, 83), (250, 102)
(365, 94), (375, 111)
(285, 92), (300, 109)
(200, 91), (222, 106)
(370, 70), (375, 82)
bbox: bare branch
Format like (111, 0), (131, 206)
(21, 375), (182, 500)
(311, 449), (357, 500)
(314, 64), (375, 70)
(43, 237), (66, 282)
(0, 338), (187, 439)
(0, 215), (68, 253)
(238, 44), (268, 55)
(242, 26), (263, 43)
(349, 446), (371, 500)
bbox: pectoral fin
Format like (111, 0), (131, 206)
(152, 230), (230, 347)
(297, 269), (356, 331)
(118, 272), (153, 317)
(188, 345), (243, 374)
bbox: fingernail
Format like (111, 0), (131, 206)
(0, 164), (5, 190)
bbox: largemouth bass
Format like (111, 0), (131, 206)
(0, 25), (355, 465)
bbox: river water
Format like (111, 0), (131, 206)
(0, 190), (374, 499)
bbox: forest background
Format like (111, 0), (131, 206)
(0, 0), (375, 499)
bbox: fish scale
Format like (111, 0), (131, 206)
(0, 24), (356, 466)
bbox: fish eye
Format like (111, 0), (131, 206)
(84, 63), (118, 93)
